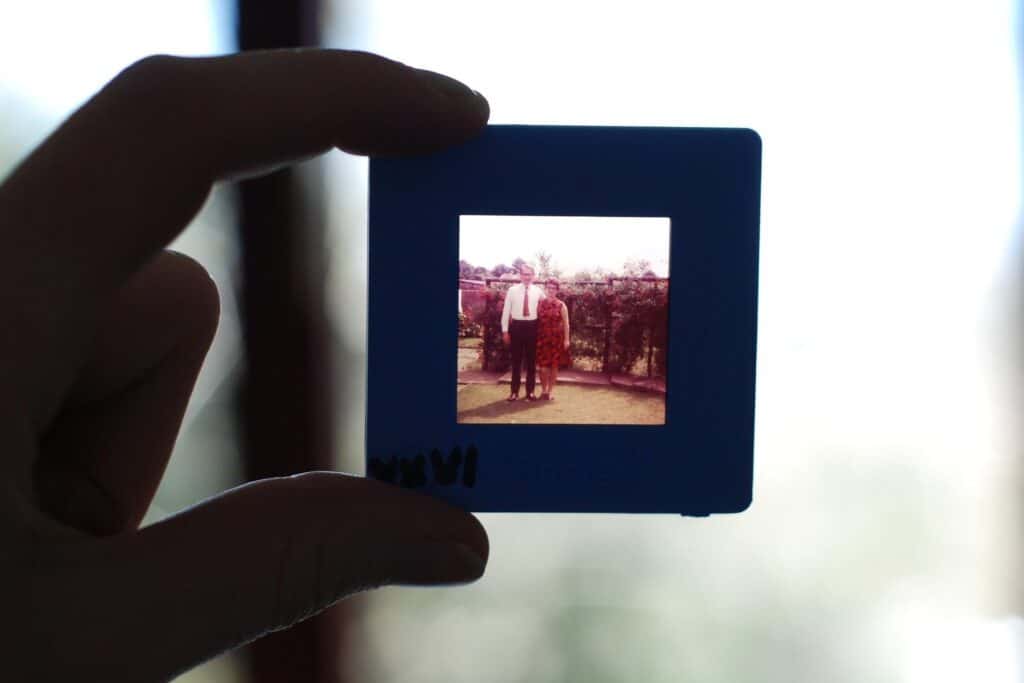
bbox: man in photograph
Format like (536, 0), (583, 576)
(501, 264), (545, 401)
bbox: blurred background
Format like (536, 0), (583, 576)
(1, 1), (1020, 681)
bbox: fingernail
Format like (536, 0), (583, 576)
(405, 540), (487, 585)
(374, 536), (488, 587)
(418, 68), (477, 98)
(451, 542), (487, 580)
(417, 69), (489, 121)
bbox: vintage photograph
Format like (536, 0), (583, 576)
(457, 215), (671, 425)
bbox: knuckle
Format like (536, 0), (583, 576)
(267, 532), (344, 632)
(102, 55), (203, 146)
(152, 251), (221, 342)
(113, 54), (189, 95)
(255, 475), (393, 632)
(166, 251), (220, 318)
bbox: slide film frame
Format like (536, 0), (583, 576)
(366, 125), (761, 515)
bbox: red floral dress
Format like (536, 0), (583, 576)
(536, 297), (570, 368)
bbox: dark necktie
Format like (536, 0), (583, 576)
(522, 285), (529, 317)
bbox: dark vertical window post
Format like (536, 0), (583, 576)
(235, 2), (351, 681)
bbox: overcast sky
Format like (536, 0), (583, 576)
(459, 215), (671, 277)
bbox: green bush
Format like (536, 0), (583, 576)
(480, 288), (510, 371)
(606, 279), (669, 376)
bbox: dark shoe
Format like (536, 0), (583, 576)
(525, 394), (537, 402)
(506, 394), (518, 402)
(539, 393), (550, 401)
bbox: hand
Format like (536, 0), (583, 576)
(0, 50), (490, 682)
(564, 340), (570, 350)
(503, 332), (511, 345)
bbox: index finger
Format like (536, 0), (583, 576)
(0, 49), (487, 359)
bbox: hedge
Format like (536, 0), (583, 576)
(473, 280), (668, 376)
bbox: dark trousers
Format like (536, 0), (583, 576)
(509, 318), (538, 396)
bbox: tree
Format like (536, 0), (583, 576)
(622, 259), (652, 278)
(510, 257), (528, 274)
(458, 259), (476, 279)
(536, 250), (551, 279)
(572, 269), (593, 282)
(573, 266), (609, 282)
(491, 263), (514, 277)
(535, 250), (562, 280)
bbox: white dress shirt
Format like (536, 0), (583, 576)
(501, 283), (546, 332)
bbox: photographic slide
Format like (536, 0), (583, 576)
(457, 215), (670, 425)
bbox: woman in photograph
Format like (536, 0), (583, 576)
(535, 277), (571, 400)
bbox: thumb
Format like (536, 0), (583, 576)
(37, 473), (487, 682)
